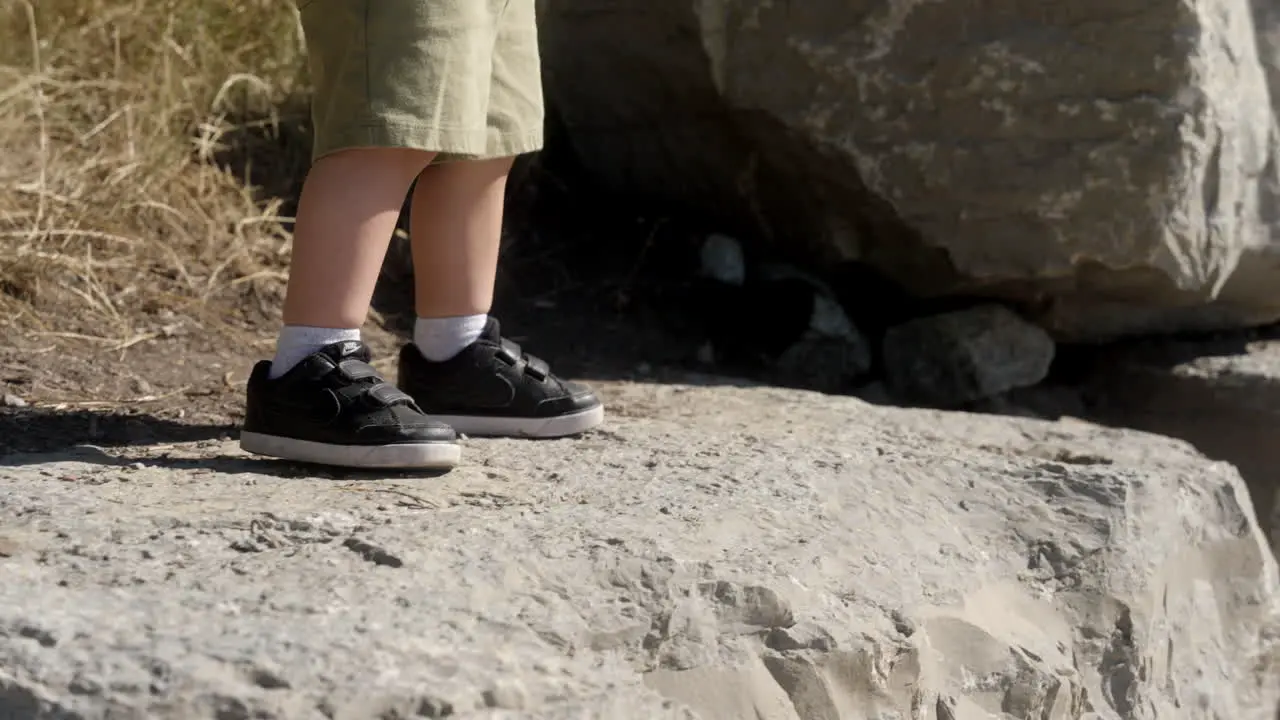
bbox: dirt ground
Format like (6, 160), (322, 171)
(0, 293), (696, 456)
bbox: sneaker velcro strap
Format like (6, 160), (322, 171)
(499, 338), (523, 361)
(337, 358), (381, 381)
(497, 338), (551, 380)
(365, 382), (415, 408)
(524, 354), (550, 381)
(297, 354), (339, 381)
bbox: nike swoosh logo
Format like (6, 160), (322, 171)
(463, 372), (517, 409)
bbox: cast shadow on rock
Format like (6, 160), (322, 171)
(0, 408), (234, 461)
(21, 445), (449, 481)
(0, 408), (448, 480)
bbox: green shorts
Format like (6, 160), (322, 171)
(295, 0), (545, 162)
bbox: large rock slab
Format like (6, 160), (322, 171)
(1, 380), (1277, 719)
(537, 0), (1280, 341)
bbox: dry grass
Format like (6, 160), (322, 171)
(0, 0), (311, 344)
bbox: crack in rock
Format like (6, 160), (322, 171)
(341, 537), (403, 568)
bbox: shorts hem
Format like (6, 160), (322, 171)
(312, 121), (544, 163)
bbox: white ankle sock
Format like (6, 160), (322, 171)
(269, 325), (361, 379)
(414, 314), (488, 362)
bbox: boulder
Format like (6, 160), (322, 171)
(1, 380), (1277, 719)
(536, 0), (1280, 341)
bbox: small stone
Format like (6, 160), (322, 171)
(882, 304), (1056, 407)
(2, 393), (27, 408)
(699, 233), (746, 286)
(808, 292), (860, 341)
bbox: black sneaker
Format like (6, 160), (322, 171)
(240, 340), (461, 469)
(397, 318), (604, 438)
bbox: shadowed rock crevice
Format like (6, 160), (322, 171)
(1072, 333), (1280, 556)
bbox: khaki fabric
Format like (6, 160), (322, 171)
(295, 0), (544, 162)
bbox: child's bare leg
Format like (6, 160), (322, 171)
(275, 147), (434, 366)
(239, 147), (460, 470)
(406, 157), (512, 361)
(395, 156), (605, 438)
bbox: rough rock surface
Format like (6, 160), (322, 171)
(537, 0), (1280, 341)
(882, 304), (1056, 407)
(1080, 335), (1280, 558)
(1, 380), (1278, 719)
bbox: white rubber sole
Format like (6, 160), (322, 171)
(239, 432), (461, 470)
(433, 405), (605, 439)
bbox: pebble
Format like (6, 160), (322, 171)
(699, 233), (746, 286)
(2, 393), (27, 408)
